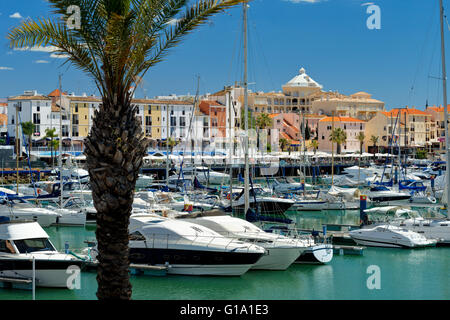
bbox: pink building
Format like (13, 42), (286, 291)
(318, 116), (366, 153)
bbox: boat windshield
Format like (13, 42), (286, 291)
(13, 238), (56, 253)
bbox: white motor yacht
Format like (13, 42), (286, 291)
(349, 225), (438, 248)
(231, 187), (294, 216)
(181, 166), (230, 185)
(114, 214), (265, 276)
(363, 206), (450, 245)
(0, 198), (60, 227)
(175, 212), (311, 270)
(365, 186), (411, 204)
(0, 219), (85, 287)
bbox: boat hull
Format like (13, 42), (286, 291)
(0, 258), (84, 288)
(250, 247), (302, 271)
(295, 244), (333, 264)
(128, 248), (263, 276)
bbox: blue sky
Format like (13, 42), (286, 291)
(0, 0), (448, 110)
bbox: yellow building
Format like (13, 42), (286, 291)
(68, 96), (101, 139)
(365, 108), (433, 152)
(311, 91), (385, 121)
(133, 99), (163, 140)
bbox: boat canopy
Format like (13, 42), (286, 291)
(0, 221), (49, 240)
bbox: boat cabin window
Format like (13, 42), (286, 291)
(13, 238), (55, 253)
(0, 240), (16, 254)
(129, 231), (146, 241)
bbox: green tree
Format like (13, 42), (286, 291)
(240, 106), (256, 130)
(329, 128), (347, 154)
(255, 113), (272, 152)
(8, 0), (245, 300)
(370, 135), (379, 159)
(416, 148), (427, 160)
(44, 128), (57, 168)
(309, 139), (319, 155)
(279, 138), (289, 152)
(21, 121), (35, 159)
(357, 132), (365, 155)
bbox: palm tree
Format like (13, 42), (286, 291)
(240, 106), (256, 130)
(44, 128), (57, 168)
(309, 139), (319, 155)
(21, 122), (35, 159)
(329, 128), (347, 154)
(357, 132), (365, 155)
(370, 135), (379, 159)
(167, 137), (178, 154)
(8, 0), (245, 300)
(255, 113), (272, 152)
(279, 138), (289, 152)
(256, 112), (272, 130)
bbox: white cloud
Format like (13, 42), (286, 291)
(283, 0), (324, 3)
(0, 67), (14, 71)
(14, 45), (59, 53)
(9, 12), (23, 19)
(50, 53), (71, 59)
(34, 60), (49, 64)
(167, 18), (180, 26)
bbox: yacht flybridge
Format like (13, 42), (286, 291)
(175, 212), (312, 270)
(0, 219), (85, 287)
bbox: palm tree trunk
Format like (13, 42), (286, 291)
(85, 99), (148, 300)
(28, 135), (32, 160)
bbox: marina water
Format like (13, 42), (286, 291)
(0, 209), (448, 300)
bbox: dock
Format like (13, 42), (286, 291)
(0, 276), (33, 290)
(129, 264), (169, 276)
(296, 224), (364, 255)
(82, 260), (168, 276)
(333, 245), (365, 256)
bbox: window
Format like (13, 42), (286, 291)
(75, 104), (79, 113)
(62, 125), (69, 137)
(0, 240), (15, 253)
(73, 114), (79, 125)
(129, 231), (146, 241)
(170, 117), (176, 126)
(33, 113), (40, 124)
(13, 238), (55, 253)
(146, 116), (152, 126)
(180, 117), (186, 127)
(72, 126), (79, 137)
(148, 105), (151, 113)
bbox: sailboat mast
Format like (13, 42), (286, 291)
(243, 1), (249, 214)
(15, 103), (19, 194)
(166, 104), (170, 188)
(439, 0), (450, 215)
(228, 88), (233, 208)
(59, 75), (63, 209)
